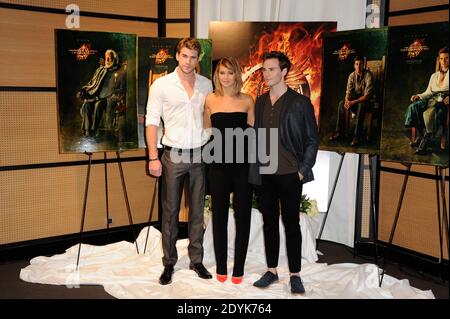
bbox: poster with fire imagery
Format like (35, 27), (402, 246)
(138, 37), (212, 148)
(319, 28), (388, 154)
(55, 30), (138, 153)
(209, 21), (337, 121)
(380, 22), (448, 166)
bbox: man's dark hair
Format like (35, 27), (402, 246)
(262, 51), (291, 74)
(353, 55), (363, 62)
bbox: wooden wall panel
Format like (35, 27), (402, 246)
(0, 163), (158, 245)
(166, 23), (190, 38)
(388, 10), (449, 26)
(382, 161), (436, 175)
(0, 92), (145, 167)
(1, 0), (158, 18)
(166, 0), (190, 18)
(389, 0), (448, 12)
(379, 170), (449, 259)
(0, 8), (157, 87)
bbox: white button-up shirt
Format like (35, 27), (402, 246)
(418, 69), (449, 100)
(145, 68), (213, 149)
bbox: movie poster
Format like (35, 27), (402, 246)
(380, 22), (448, 166)
(55, 30), (138, 153)
(137, 38), (212, 148)
(319, 28), (388, 154)
(209, 22), (337, 120)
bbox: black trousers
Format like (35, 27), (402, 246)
(259, 173), (303, 273)
(208, 164), (253, 277)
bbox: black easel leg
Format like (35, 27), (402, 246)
(369, 155), (381, 286)
(76, 152), (93, 270)
(380, 163), (411, 286)
(104, 152), (110, 232)
(116, 151), (139, 254)
(317, 152), (345, 250)
(144, 177), (159, 254)
(435, 166), (444, 280)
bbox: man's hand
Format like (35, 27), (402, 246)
(410, 95), (420, 102)
(298, 172), (304, 181)
(444, 96), (449, 106)
(148, 159), (162, 177)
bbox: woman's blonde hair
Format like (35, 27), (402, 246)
(213, 57), (243, 96)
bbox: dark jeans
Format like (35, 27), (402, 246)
(335, 97), (368, 139)
(404, 96), (447, 134)
(259, 173), (303, 273)
(208, 164), (252, 277)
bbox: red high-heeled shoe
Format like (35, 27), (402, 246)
(231, 276), (243, 284)
(216, 274), (228, 282)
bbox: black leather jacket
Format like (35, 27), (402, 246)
(248, 88), (319, 185)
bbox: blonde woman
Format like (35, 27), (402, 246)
(203, 57), (254, 284)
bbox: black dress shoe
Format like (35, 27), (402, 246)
(415, 147), (429, 155)
(415, 133), (432, 155)
(189, 263), (212, 279)
(409, 137), (422, 147)
(159, 265), (174, 285)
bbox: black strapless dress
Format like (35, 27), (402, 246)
(207, 112), (252, 278)
(209, 112), (248, 165)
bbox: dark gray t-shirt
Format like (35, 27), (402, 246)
(262, 93), (298, 175)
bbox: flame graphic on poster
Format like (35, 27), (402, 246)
(240, 23), (332, 119)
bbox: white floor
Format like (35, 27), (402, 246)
(20, 210), (434, 299)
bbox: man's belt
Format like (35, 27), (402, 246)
(164, 146), (202, 154)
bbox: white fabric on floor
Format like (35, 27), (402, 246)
(20, 210), (434, 299)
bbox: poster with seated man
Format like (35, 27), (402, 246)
(56, 30), (138, 153)
(319, 28), (388, 155)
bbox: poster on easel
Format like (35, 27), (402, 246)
(319, 28), (388, 154)
(137, 37), (212, 148)
(380, 22), (449, 166)
(55, 30), (138, 153)
(209, 21), (337, 121)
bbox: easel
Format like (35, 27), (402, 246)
(365, 154), (382, 287)
(316, 151), (345, 249)
(380, 164), (449, 286)
(316, 151), (382, 286)
(76, 151), (140, 270)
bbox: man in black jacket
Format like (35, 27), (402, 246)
(249, 51), (319, 294)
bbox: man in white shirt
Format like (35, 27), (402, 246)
(145, 38), (213, 285)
